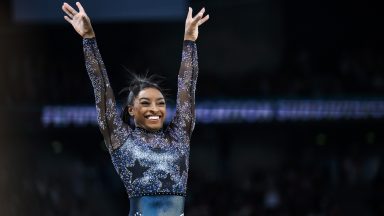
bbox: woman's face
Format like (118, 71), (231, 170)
(128, 87), (166, 131)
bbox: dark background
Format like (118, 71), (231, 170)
(1, 0), (384, 215)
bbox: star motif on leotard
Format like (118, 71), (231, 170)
(159, 173), (175, 191)
(176, 155), (187, 177)
(126, 159), (150, 182)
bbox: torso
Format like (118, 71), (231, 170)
(111, 127), (190, 198)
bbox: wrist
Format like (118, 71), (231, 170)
(184, 36), (196, 41)
(83, 33), (95, 39)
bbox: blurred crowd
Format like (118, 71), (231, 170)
(1, 21), (384, 107)
(1, 133), (383, 216)
(187, 155), (384, 215)
(1, 42), (384, 107)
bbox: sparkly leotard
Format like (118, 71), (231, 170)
(83, 38), (198, 215)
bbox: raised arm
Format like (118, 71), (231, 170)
(169, 7), (209, 140)
(62, 2), (129, 152)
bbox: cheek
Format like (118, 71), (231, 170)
(132, 106), (145, 119)
(161, 107), (167, 117)
(134, 104), (145, 112)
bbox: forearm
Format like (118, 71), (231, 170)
(83, 38), (129, 151)
(172, 40), (198, 136)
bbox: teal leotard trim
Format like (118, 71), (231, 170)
(129, 195), (185, 216)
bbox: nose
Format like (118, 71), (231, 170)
(149, 103), (159, 112)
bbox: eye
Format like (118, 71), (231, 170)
(158, 101), (166, 106)
(140, 101), (150, 106)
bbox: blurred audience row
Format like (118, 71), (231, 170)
(1, 140), (383, 216)
(0, 39), (384, 106)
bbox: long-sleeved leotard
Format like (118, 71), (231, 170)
(83, 38), (130, 151)
(83, 38), (198, 198)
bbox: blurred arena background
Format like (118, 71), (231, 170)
(1, 0), (384, 215)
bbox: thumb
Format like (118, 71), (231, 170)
(64, 16), (72, 24)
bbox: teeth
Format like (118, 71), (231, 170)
(148, 116), (159, 120)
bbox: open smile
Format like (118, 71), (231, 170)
(145, 115), (162, 120)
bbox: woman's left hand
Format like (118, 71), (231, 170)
(184, 7), (209, 41)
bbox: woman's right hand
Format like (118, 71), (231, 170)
(62, 2), (95, 38)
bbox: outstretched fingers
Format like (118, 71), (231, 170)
(62, 2), (78, 18)
(187, 7), (193, 20)
(191, 8), (205, 25)
(198, 14), (209, 26)
(76, 2), (85, 13)
(64, 15), (72, 24)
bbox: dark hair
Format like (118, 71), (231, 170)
(119, 72), (165, 124)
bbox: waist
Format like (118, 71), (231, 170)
(129, 195), (185, 216)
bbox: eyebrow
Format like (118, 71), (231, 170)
(139, 97), (165, 101)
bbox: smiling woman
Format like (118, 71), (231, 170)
(61, 1), (209, 215)
(118, 74), (167, 132)
(126, 79), (167, 131)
